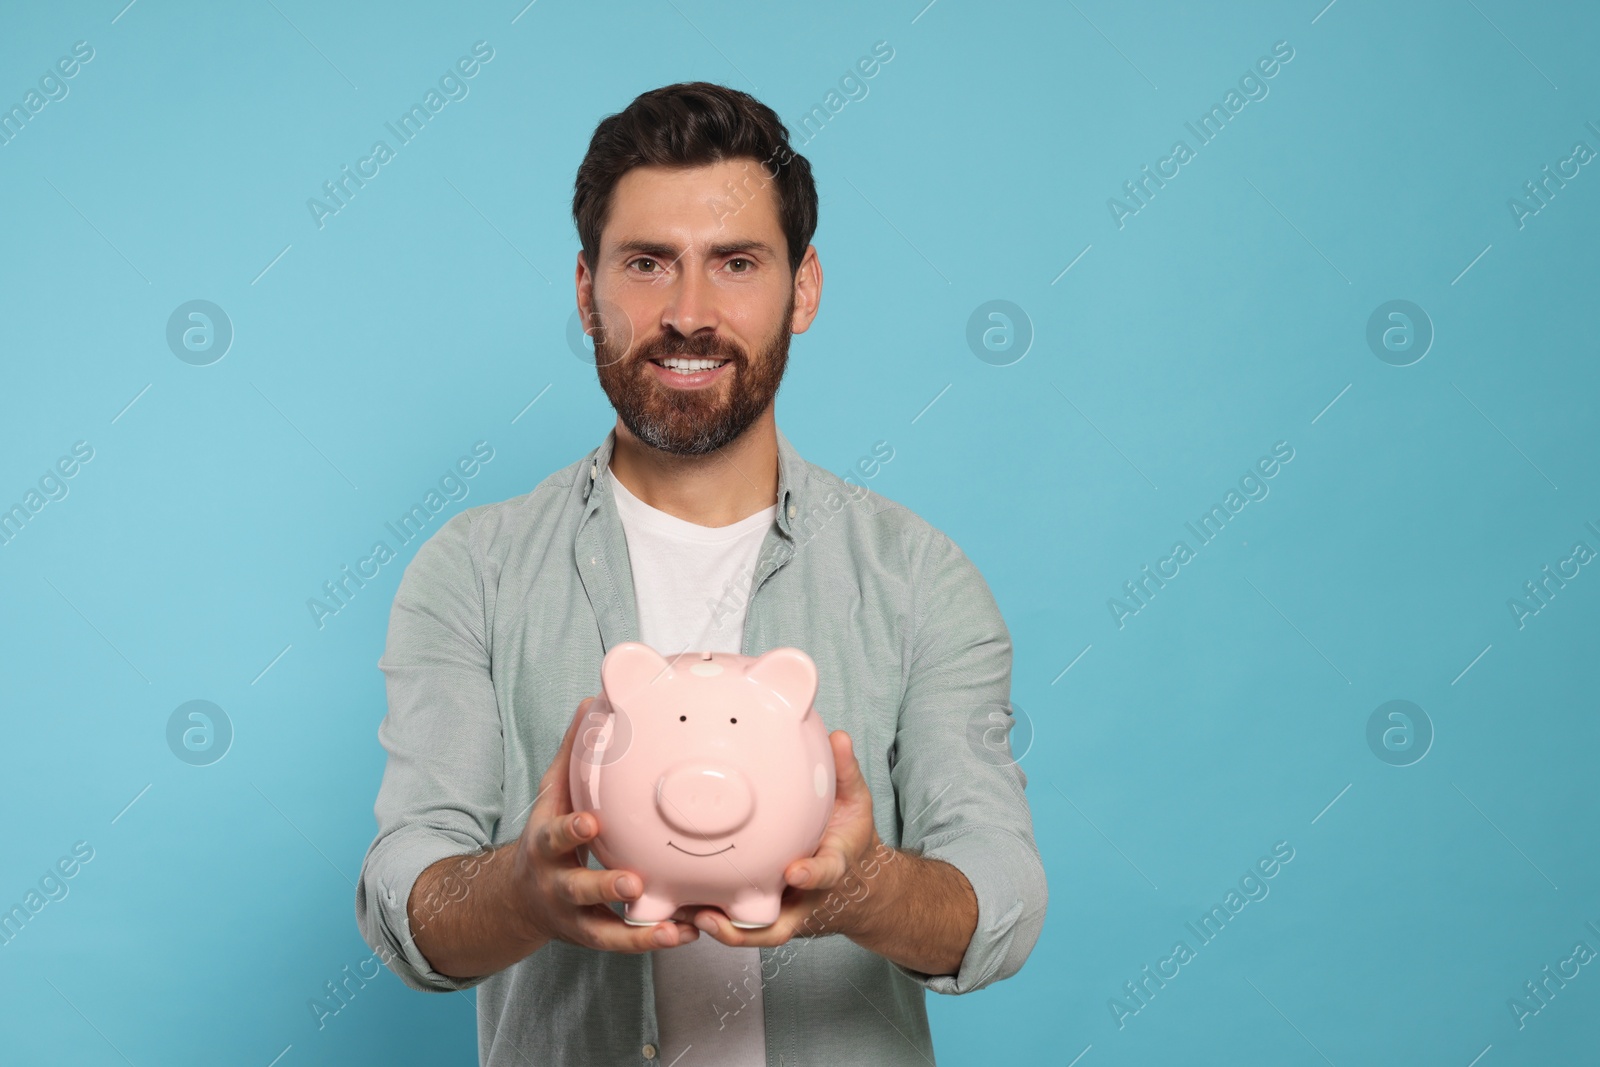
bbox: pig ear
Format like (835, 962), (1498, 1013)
(744, 647), (817, 717)
(602, 642), (673, 704)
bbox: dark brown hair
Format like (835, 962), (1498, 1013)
(573, 81), (818, 277)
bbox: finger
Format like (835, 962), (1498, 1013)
(555, 866), (643, 907)
(787, 842), (849, 890)
(534, 697), (597, 817)
(537, 809), (601, 861)
(829, 730), (866, 798)
(688, 905), (795, 949)
(687, 907), (743, 946)
(575, 909), (700, 953)
(646, 922), (701, 949)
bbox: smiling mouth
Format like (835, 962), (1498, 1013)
(667, 841), (735, 857)
(650, 357), (731, 370)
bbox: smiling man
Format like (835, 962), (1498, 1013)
(355, 81), (1047, 1066)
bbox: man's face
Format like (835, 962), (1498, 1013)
(580, 158), (816, 456)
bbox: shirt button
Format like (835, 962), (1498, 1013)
(642, 1043), (658, 1059)
(787, 504), (796, 519)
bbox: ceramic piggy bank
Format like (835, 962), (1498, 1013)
(569, 641), (836, 928)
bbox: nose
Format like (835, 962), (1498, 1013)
(656, 763), (753, 838)
(662, 258), (719, 337)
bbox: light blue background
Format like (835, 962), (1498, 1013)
(2, 1), (1597, 1064)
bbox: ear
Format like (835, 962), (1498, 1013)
(601, 642), (674, 705)
(744, 647), (818, 718)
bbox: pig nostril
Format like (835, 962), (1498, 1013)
(679, 715), (686, 721)
(730, 717), (737, 724)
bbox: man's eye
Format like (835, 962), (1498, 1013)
(630, 257), (660, 273)
(727, 258), (752, 273)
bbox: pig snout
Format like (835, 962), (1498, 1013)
(656, 763), (754, 838)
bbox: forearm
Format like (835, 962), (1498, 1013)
(408, 841), (547, 980)
(844, 848), (977, 977)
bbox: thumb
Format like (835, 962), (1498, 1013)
(830, 730), (864, 799)
(536, 697), (596, 817)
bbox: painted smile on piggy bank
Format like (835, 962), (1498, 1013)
(570, 642), (836, 928)
(667, 842), (735, 857)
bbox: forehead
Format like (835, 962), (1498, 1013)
(602, 159), (783, 253)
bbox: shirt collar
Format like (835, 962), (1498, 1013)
(580, 424), (808, 540)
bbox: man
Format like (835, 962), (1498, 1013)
(355, 81), (1047, 1066)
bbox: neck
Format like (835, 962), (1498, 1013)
(607, 409), (779, 527)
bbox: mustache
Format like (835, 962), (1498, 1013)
(634, 336), (743, 363)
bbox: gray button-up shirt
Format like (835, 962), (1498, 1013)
(355, 425), (1048, 1066)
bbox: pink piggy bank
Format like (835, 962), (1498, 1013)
(569, 641), (836, 928)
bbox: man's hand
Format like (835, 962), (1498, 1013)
(683, 730), (978, 978)
(512, 698), (702, 953)
(682, 731), (882, 946)
(407, 699), (698, 981)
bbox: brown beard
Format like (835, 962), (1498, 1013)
(593, 286), (794, 456)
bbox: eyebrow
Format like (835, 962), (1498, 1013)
(609, 238), (779, 262)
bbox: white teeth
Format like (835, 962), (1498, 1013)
(659, 357), (727, 372)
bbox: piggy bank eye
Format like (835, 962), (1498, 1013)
(729, 717), (737, 724)
(678, 715), (687, 722)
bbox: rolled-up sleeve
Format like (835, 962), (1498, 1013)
(355, 509), (505, 993)
(888, 529), (1048, 995)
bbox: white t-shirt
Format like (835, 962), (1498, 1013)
(609, 464), (776, 1066)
